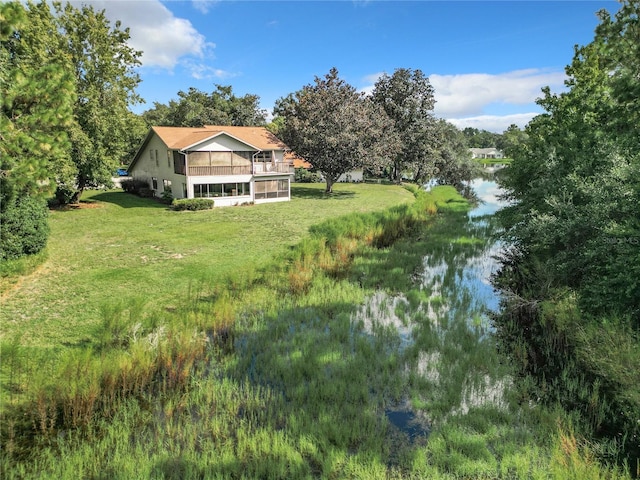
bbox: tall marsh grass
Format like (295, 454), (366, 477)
(1, 184), (631, 479)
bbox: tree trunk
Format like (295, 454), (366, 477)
(325, 176), (334, 194)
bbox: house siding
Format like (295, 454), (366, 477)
(131, 136), (187, 198)
(129, 128), (293, 205)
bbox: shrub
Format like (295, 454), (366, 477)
(171, 198), (215, 211)
(0, 195), (50, 261)
(54, 184), (76, 205)
(295, 167), (321, 183)
(160, 190), (174, 204)
(120, 178), (149, 195)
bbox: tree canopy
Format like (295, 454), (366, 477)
(55, 1), (143, 202)
(371, 68), (437, 183)
(141, 85), (267, 127)
(493, 0), (639, 464)
(277, 68), (398, 193)
(1, 1), (75, 259)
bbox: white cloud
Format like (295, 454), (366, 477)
(192, 0), (219, 15)
(78, 0), (213, 69)
(447, 113), (539, 133)
(359, 68), (564, 132)
(430, 69), (566, 117)
(183, 61), (236, 81)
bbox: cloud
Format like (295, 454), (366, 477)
(447, 113), (539, 133)
(77, 0), (213, 69)
(192, 0), (219, 15)
(430, 69), (566, 117)
(183, 61), (237, 81)
(359, 68), (564, 132)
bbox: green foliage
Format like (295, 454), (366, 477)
(462, 127), (502, 149)
(0, 1), (75, 195)
(171, 198), (215, 211)
(294, 167), (321, 183)
(54, 1), (143, 202)
(371, 68), (437, 183)
(277, 67), (398, 193)
(0, 195), (49, 261)
(142, 85), (267, 127)
(120, 178), (150, 195)
(493, 0), (640, 467)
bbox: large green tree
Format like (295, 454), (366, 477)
(1, 1), (75, 259)
(493, 0), (639, 465)
(428, 120), (477, 191)
(142, 85), (267, 127)
(371, 68), (437, 183)
(54, 1), (143, 203)
(277, 68), (398, 193)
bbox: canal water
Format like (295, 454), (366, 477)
(353, 178), (508, 441)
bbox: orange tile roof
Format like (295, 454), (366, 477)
(152, 126), (288, 151)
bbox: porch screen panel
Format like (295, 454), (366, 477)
(189, 152), (210, 166)
(254, 180), (279, 199)
(231, 151), (252, 166)
(210, 152), (232, 166)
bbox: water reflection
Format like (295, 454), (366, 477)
(353, 179), (510, 438)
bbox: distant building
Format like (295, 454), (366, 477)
(470, 148), (504, 159)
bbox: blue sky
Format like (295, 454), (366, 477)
(89, 0), (618, 132)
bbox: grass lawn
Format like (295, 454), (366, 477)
(0, 183), (413, 348)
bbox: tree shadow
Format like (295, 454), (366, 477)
(291, 186), (356, 200)
(90, 191), (170, 209)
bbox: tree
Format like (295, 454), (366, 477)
(429, 120), (477, 191)
(499, 124), (528, 158)
(462, 127), (502, 148)
(54, 2), (143, 203)
(371, 68), (437, 183)
(278, 68), (398, 193)
(1, 1), (75, 259)
(142, 85), (267, 127)
(493, 0), (639, 464)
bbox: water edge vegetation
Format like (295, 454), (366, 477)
(1, 182), (631, 478)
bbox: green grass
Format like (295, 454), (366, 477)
(0, 183), (413, 347)
(1, 181), (630, 479)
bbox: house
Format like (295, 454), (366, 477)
(470, 147), (504, 159)
(128, 126), (294, 206)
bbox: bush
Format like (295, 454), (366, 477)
(160, 190), (174, 204)
(120, 178), (149, 195)
(171, 198), (215, 211)
(0, 195), (50, 261)
(54, 184), (77, 205)
(295, 167), (321, 183)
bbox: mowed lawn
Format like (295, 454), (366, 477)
(1, 183), (413, 348)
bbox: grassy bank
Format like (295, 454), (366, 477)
(1, 184), (629, 478)
(0, 183), (413, 347)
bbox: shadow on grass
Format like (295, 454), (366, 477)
(291, 186), (356, 200)
(90, 191), (170, 209)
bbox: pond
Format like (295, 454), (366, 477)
(353, 178), (509, 441)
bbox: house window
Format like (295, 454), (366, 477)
(254, 151), (273, 162)
(167, 150), (172, 168)
(173, 151), (186, 175)
(163, 179), (172, 193)
(155, 150), (159, 167)
(182, 183), (187, 198)
(152, 177), (158, 191)
(254, 179), (289, 200)
(193, 183), (251, 198)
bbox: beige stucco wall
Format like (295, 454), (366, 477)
(131, 135), (188, 199)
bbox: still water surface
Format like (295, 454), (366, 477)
(354, 178), (508, 440)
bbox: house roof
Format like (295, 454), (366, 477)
(128, 125), (289, 172)
(153, 125), (288, 151)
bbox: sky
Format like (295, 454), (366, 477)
(83, 0), (619, 133)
